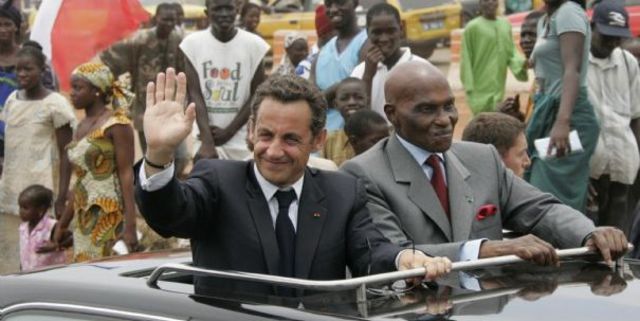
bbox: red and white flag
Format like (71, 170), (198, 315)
(30, 0), (150, 91)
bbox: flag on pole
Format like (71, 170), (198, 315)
(30, 0), (150, 91)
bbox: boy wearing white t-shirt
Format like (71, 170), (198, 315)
(350, 3), (428, 124)
(181, 0), (269, 160)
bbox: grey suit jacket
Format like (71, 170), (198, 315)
(341, 135), (596, 260)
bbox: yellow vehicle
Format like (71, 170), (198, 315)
(140, 0), (208, 31)
(258, 0), (462, 58)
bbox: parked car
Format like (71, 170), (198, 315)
(507, 0), (640, 37)
(1, 247), (639, 320)
(258, 0), (463, 59)
(140, 0), (209, 31)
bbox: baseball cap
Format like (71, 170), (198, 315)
(592, 0), (632, 38)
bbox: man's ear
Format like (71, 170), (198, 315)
(311, 128), (327, 153)
(384, 103), (396, 125)
(347, 134), (357, 145)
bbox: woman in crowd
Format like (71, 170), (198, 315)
(274, 32), (309, 75)
(0, 1), (22, 166)
(0, 46), (75, 218)
(526, 0), (597, 212)
(54, 62), (139, 262)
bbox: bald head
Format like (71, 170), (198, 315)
(383, 60), (458, 153)
(385, 60), (450, 105)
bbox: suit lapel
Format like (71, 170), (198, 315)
(445, 149), (475, 242)
(294, 168), (328, 279)
(386, 135), (452, 241)
(245, 163), (280, 275)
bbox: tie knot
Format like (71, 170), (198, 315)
(275, 190), (297, 210)
(426, 154), (441, 168)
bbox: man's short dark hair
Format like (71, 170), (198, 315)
(156, 2), (176, 17)
(462, 112), (525, 155)
(366, 2), (401, 28)
(250, 74), (327, 137)
(170, 2), (184, 15)
(344, 109), (387, 138)
(240, 2), (260, 18)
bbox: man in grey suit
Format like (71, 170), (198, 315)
(341, 60), (628, 265)
(135, 69), (451, 294)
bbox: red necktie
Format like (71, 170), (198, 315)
(426, 155), (450, 218)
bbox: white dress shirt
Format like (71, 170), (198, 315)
(351, 48), (429, 123)
(139, 161), (410, 269)
(139, 161), (303, 231)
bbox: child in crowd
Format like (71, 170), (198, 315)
(344, 110), (389, 156)
(239, 2), (261, 35)
(462, 112), (530, 178)
(18, 185), (71, 271)
(0, 45), (75, 218)
(321, 78), (368, 166)
(275, 32), (309, 75)
(351, 2), (428, 123)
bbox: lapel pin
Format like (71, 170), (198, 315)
(312, 212), (321, 218)
(465, 196), (474, 203)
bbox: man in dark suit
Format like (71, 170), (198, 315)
(341, 60), (628, 266)
(135, 69), (451, 294)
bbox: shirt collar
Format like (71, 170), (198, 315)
(377, 47), (413, 70)
(253, 163), (304, 202)
(396, 133), (445, 165)
(20, 214), (54, 235)
(588, 49), (619, 69)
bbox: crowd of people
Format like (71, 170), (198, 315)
(0, 0), (637, 289)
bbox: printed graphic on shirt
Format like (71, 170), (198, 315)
(201, 61), (243, 114)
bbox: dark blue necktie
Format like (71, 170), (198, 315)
(275, 190), (297, 278)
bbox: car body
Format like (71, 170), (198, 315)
(258, 0), (463, 58)
(507, 0), (640, 37)
(1, 248), (640, 320)
(140, 0), (209, 31)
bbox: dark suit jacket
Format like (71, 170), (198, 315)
(135, 159), (400, 293)
(341, 136), (596, 260)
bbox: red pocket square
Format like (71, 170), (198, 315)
(476, 204), (497, 220)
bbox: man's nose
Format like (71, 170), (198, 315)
(434, 110), (452, 126)
(265, 139), (285, 157)
(523, 154), (531, 169)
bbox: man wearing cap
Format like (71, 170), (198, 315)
(586, 0), (640, 236)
